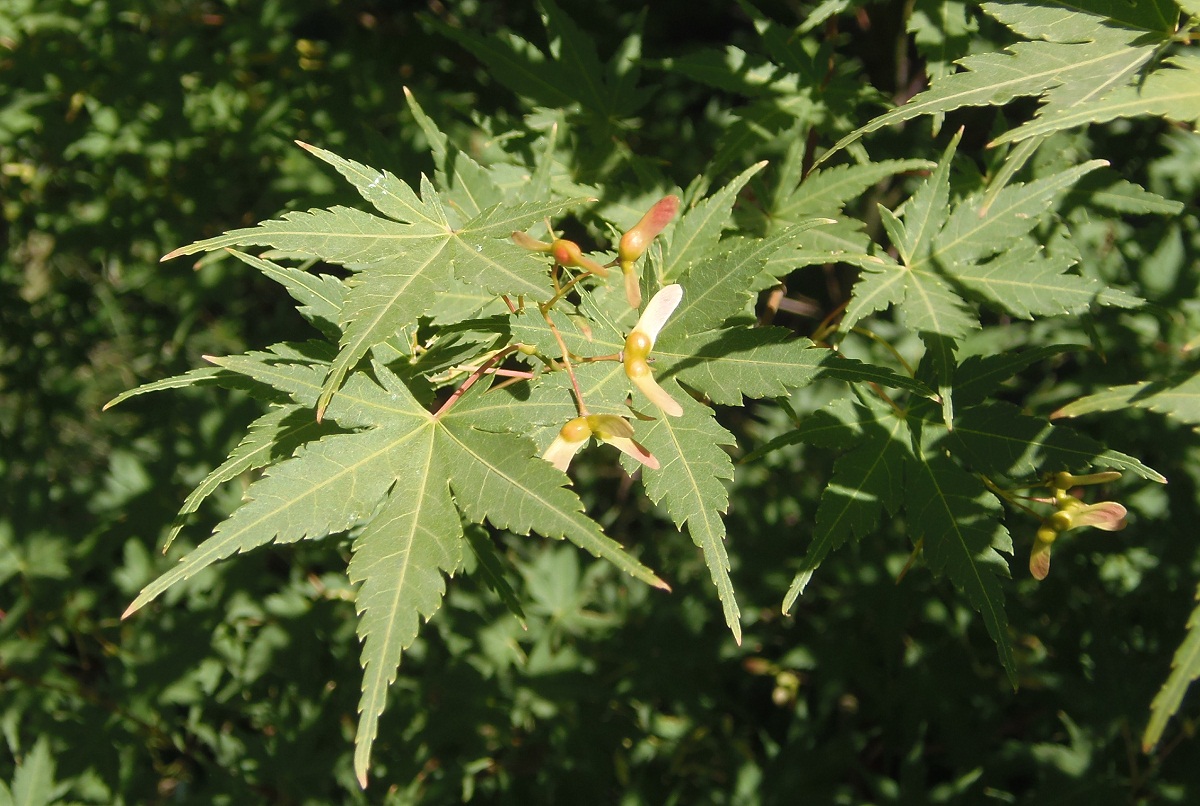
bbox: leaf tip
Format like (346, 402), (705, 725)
(160, 247), (186, 262)
(121, 602), (139, 620)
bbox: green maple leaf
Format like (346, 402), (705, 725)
(844, 133), (979, 339)
(793, 397), (910, 576)
(848, 130), (1140, 339)
(908, 451), (1017, 683)
(948, 401), (1166, 482)
(123, 359), (667, 787)
(1054, 371), (1200, 431)
(161, 135), (590, 418)
(768, 395), (1019, 679)
(819, 0), (1175, 162)
(1144, 581), (1200, 752)
(756, 343), (1166, 677)
(622, 385), (741, 641)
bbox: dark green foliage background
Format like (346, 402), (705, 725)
(3, 0), (1198, 802)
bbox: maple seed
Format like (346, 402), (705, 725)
(1053, 470), (1122, 489)
(511, 230), (553, 252)
(1030, 524), (1057, 581)
(587, 414), (659, 470)
(541, 414), (659, 472)
(543, 417), (592, 472)
(618, 195), (679, 307)
(623, 284), (684, 417)
(512, 232), (609, 277)
(1030, 471), (1128, 580)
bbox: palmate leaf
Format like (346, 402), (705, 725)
(908, 453), (1017, 683)
(660, 161), (767, 282)
(795, 398), (909, 575)
(848, 146), (1128, 337)
(818, 0), (1172, 163)
(768, 395), (1019, 675)
(842, 251), (980, 339)
(1144, 582), (1200, 752)
(163, 404), (336, 551)
(843, 135), (979, 339)
(161, 140), (590, 418)
(948, 401), (1167, 482)
(623, 385), (741, 642)
(124, 360), (667, 787)
(1053, 371), (1200, 430)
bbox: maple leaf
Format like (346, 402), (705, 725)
(1144, 581), (1200, 753)
(759, 343), (1165, 679)
(162, 135), (591, 419)
(1054, 371), (1200, 432)
(845, 129), (1143, 342)
(819, 0), (1177, 163)
(122, 357), (668, 786)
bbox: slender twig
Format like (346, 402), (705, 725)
(501, 294), (518, 314)
(576, 351), (623, 363)
(434, 345), (519, 419)
(540, 304), (588, 416)
(544, 268), (601, 309)
(811, 298), (849, 342)
(484, 367), (535, 379)
(981, 475), (1044, 519)
(866, 382), (905, 417)
(851, 326), (916, 377)
(896, 536), (924, 583)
